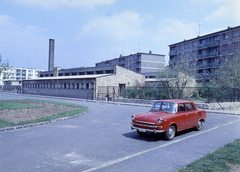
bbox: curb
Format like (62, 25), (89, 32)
(0, 109), (90, 132)
(205, 110), (240, 116)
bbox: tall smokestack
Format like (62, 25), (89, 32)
(48, 39), (55, 71)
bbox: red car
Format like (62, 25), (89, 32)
(131, 99), (207, 140)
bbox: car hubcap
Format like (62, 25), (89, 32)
(168, 127), (175, 138)
(197, 121), (202, 129)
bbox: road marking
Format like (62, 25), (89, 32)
(83, 118), (240, 172)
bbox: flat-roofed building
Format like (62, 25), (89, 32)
(22, 65), (145, 99)
(169, 25), (240, 82)
(95, 52), (165, 78)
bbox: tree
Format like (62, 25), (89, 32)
(0, 53), (10, 83)
(211, 53), (240, 88)
(157, 52), (197, 99)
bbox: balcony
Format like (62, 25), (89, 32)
(197, 51), (219, 59)
(117, 60), (125, 65)
(135, 64), (141, 68)
(198, 40), (220, 49)
(197, 74), (209, 79)
(135, 57), (141, 62)
(197, 62), (221, 69)
(169, 58), (178, 63)
(169, 49), (177, 55)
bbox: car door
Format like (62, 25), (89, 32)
(174, 103), (189, 131)
(186, 103), (199, 128)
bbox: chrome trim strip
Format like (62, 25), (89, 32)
(135, 120), (155, 125)
(132, 122), (157, 128)
(131, 125), (165, 133)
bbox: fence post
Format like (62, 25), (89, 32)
(207, 87), (209, 104)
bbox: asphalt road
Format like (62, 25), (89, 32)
(1, 93), (240, 172)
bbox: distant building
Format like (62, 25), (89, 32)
(95, 52), (165, 78)
(39, 66), (116, 77)
(23, 65), (145, 99)
(169, 25), (240, 82)
(0, 67), (44, 85)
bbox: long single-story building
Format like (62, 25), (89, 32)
(22, 65), (145, 99)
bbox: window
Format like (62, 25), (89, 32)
(222, 44), (228, 52)
(214, 35), (219, 41)
(223, 33), (228, 40)
(178, 44), (183, 50)
(186, 104), (195, 111)
(192, 41), (197, 47)
(192, 51), (197, 57)
(178, 104), (186, 112)
(150, 102), (177, 113)
(233, 30), (239, 37)
(233, 42), (239, 50)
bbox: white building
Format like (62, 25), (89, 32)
(0, 67), (44, 85)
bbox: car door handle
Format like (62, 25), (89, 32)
(186, 114), (188, 116)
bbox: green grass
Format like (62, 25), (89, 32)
(0, 119), (15, 128)
(0, 99), (88, 128)
(177, 138), (240, 172)
(0, 101), (42, 110)
(1, 99), (83, 107)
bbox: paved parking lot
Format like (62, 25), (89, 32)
(1, 93), (240, 172)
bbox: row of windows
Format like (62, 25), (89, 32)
(172, 30), (240, 51)
(24, 82), (94, 90)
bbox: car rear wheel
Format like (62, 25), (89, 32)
(137, 130), (146, 136)
(164, 125), (176, 140)
(195, 120), (202, 131)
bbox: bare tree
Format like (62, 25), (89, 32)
(157, 52), (197, 99)
(0, 53), (10, 83)
(212, 53), (240, 88)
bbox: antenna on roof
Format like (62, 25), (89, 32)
(198, 24), (201, 36)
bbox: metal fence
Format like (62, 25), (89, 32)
(2, 85), (21, 93)
(124, 86), (240, 103)
(88, 86), (240, 103)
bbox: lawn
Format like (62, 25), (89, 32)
(177, 138), (240, 172)
(0, 99), (88, 128)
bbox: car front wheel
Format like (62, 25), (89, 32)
(195, 120), (202, 131)
(164, 125), (176, 140)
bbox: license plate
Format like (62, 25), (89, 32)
(139, 129), (146, 132)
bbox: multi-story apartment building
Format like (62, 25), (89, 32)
(169, 25), (240, 82)
(0, 67), (44, 85)
(95, 52), (165, 78)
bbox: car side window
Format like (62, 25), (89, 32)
(178, 104), (186, 112)
(186, 103), (195, 111)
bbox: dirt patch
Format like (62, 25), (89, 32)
(228, 164), (240, 172)
(0, 101), (79, 123)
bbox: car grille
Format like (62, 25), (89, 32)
(133, 120), (157, 129)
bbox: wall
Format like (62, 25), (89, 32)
(22, 78), (95, 99)
(96, 66), (145, 96)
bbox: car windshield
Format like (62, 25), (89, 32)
(150, 102), (177, 113)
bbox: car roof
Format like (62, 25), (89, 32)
(156, 99), (193, 104)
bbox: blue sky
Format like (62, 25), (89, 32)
(0, 0), (239, 70)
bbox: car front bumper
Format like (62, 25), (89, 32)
(131, 125), (165, 134)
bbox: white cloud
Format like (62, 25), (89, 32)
(81, 11), (144, 40)
(155, 18), (199, 43)
(12, 0), (115, 9)
(191, 0), (240, 24)
(0, 15), (49, 69)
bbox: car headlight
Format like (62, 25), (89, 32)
(157, 118), (162, 124)
(131, 115), (135, 120)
